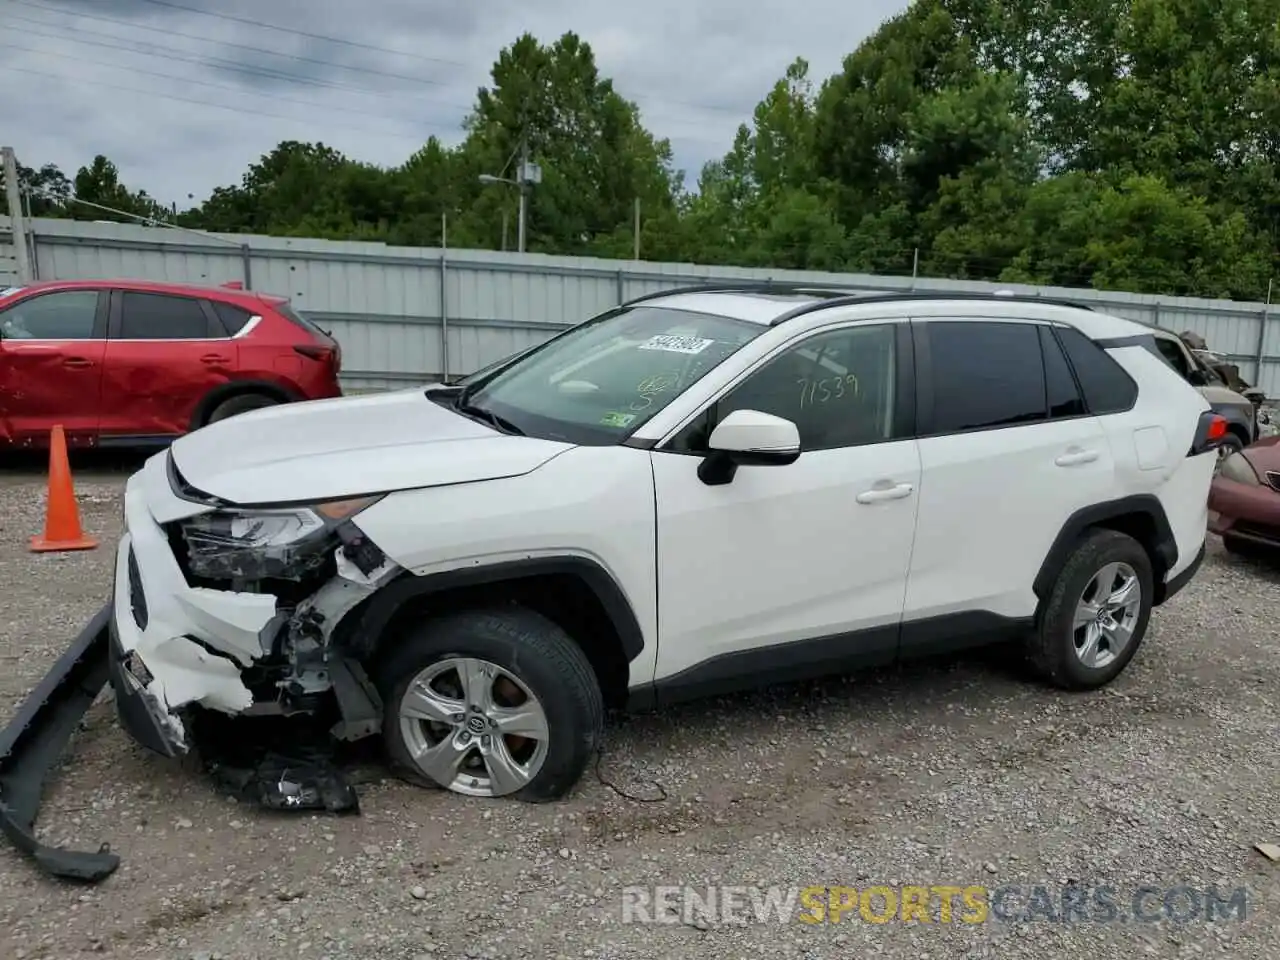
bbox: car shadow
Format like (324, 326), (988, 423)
(0, 448), (152, 477)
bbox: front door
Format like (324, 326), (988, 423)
(650, 321), (921, 699)
(0, 288), (107, 446)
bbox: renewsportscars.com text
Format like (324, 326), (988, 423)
(621, 884), (1249, 926)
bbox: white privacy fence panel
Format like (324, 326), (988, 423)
(11, 217), (1279, 397)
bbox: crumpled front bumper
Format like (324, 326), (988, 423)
(106, 608), (182, 759)
(108, 454), (280, 752)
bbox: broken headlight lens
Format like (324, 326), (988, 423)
(179, 495), (384, 582)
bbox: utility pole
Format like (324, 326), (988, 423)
(633, 197), (641, 260)
(2, 146), (33, 283)
(478, 134), (539, 255)
(516, 136), (528, 254)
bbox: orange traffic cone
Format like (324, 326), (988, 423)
(30, 424), (98, 552)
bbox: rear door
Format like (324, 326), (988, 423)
(901, 318), (1116, 645)
(0, 288), (108, 445)
(99, 289), (238, 441)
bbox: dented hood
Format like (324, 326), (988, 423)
(168, 388), (573, 505)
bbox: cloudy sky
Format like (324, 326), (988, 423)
(0, 0), (909, 207)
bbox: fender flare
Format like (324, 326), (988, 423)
(344, 556), (646, 664)
(1032, 494), (1179, 603)
(189, 379), (304, 431)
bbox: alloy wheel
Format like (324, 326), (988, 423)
(397, 657), (550, 797)
(1071, 562), (1142, 670)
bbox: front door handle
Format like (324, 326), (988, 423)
(856, 482), (914, 504)
(62, 357), (93, 368)
(200, 354), (231, 365)
(1055, 447), (1100, 467)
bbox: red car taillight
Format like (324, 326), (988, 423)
(295, 344), (334, 362)
(1188, 412), (1230, 457)
(294, 343), (340, 373)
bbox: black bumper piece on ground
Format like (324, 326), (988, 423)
(0, 603), (120, 882)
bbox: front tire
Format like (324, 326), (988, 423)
(1026, 528), (1154, 690)
(376, 608), (603, 802)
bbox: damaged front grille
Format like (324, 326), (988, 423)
(127, 546), (148, 631)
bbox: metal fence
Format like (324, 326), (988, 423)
(3, 214), (1278, 396)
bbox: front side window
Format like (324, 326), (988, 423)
(0, 290), (99, 340)
(927, 321), (1047, 433)
(119, 292), (210, 340)
(465, 306), (765, 443)
(673, 323), (899, 452)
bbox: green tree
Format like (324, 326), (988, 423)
(72, 155), (169, 222)
(453, 31), (680, 255)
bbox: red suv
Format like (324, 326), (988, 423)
(0, 279), (343, 449)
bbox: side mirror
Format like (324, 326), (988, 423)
(698, 409), (800, 485)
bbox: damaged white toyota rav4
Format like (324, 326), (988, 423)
(108, 285), (1224, 802)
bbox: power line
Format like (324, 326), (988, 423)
(7, 16), (474, 111)
(5, 20), (732, 145)
(13, 0), (459, 90)
(0, 41), (462, 134)
(0, 63), (437, 143)
(17, 0), (748, 117)
(125, 0), (471, 69)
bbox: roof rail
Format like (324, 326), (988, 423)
(620, 280), (874, 307)
(767, 290), (1099, 326)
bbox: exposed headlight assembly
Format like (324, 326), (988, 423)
(180, 495), (383, 582)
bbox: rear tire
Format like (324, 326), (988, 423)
(206, 393), (278, 424)
(1025, 528), (1154, 690)
(375, 608), (603, 802)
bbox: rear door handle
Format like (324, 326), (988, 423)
(200, 354), (231, 365)
(856, 482), (914, 504)
(1055, 447), (1100, 467)
(62, 357), (93, 368)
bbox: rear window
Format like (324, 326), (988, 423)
(274, 302), (331, 340)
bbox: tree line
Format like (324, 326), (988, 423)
(4, 0), (1280, 301)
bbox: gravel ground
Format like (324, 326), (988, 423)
(2, 452), (1279, 960)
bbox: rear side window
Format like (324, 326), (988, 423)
(926, 321), (1047, 432)
(1053, 326), (1138, 414)
(118, 292), (209, 340)
(212, 301), (255, 335)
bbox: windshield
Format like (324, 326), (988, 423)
(464, 305), (764, 444)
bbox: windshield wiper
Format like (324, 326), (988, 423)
(454, 394), (525, 436)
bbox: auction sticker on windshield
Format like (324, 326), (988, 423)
(639, 335), (715, 355)
(600, 411), (637, 427)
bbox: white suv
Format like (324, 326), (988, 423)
(109, 286), (1225, 802)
